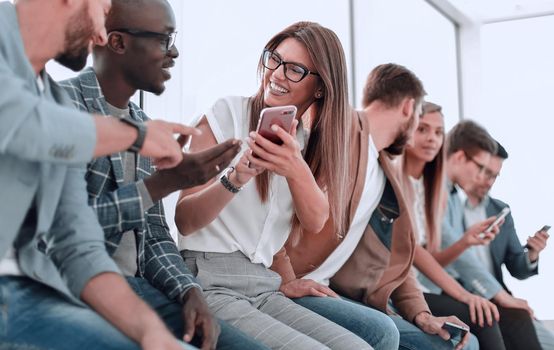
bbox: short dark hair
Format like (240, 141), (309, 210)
(446, 120), (497, 157)
(495, 140), (509, 159)
(361, 63), (426, 108)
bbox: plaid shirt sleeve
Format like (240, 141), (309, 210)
(87, 181), (146, 243)
(87, 167), (200, 299)
(143, 201), (201, 301)
(133, 107), (201, 299)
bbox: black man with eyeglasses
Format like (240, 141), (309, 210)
(59, 1), (267, 349)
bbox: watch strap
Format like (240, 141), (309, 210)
(120, 117), (147, 153)
(220, 167), (242, 193)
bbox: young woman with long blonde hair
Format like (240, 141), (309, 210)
(174, 22), (375, 350)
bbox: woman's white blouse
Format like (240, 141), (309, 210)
(178, 96), (306, 268)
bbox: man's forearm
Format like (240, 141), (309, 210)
(143, 172), (175, 203)
(492, 289), (510, 303)
(80, 272), (170, 344)
(93, 115), (137, 158)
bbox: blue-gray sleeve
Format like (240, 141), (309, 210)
(45, 165), (121, 299)
(502, 213), (539, 279)
(143, 204), (201, 302)
(441, 216), (503, 299)
(0, 55), (96, 163)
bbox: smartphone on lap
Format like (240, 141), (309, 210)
(442, 321), (469, 346)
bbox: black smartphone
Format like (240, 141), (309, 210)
(442, 321), (468, 345)
(524, 225), (551, 249)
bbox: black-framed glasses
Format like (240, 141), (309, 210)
(262, 49), (319, 83)
(110, 28), (177, 53)
(464, 152), (487, 174)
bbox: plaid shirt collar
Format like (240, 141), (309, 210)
(76, 67), (151, 183)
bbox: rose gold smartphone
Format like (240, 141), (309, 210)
(255, 105), (297, 145)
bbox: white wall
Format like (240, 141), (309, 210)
(352, 0), (460, 129)
(479, 15), (554, 319)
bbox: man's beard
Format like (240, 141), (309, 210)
(385, 114), (416, 155)
(54, 3), (94, 71)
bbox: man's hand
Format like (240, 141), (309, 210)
(414, 312), (471, 350)
(494, 290), (534, 317)
(141, 120), (202, 170)
(462, 216), (501, 246)
(459, 292), (499, 327)
(181, 288), (220, 350)
(527, 229), (549, 262)
(144, 139), (242, 201)
(279, 279), (339, 298)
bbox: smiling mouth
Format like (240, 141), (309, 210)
(162, 61), (175, 69)
(269, 81), (289, 94)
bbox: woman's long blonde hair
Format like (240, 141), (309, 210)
(249, 21), (351, 243)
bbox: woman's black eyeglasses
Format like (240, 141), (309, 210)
(262, 49), (319, 83)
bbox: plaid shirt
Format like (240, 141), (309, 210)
(59, 67), (200, 301)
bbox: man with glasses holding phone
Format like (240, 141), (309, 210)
(464, 141), (554, 349)
(419, 120), (544, 349)
(60, 0), (268, 349)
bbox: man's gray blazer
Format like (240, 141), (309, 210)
(486, 197), (538, 292)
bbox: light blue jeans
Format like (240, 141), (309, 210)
(293, 296), (400, 350)
(295, 294), (480, 350)
(0, 276), (152, 349)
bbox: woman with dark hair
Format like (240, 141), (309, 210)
(174, 22), (381, 349)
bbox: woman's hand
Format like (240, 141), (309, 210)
(414, 313), (471, 350)
(227, 151), (264, 187)
(459, 292), (500, 327)
(280, 279), (339, 298)
(246, 119), (308, 180)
